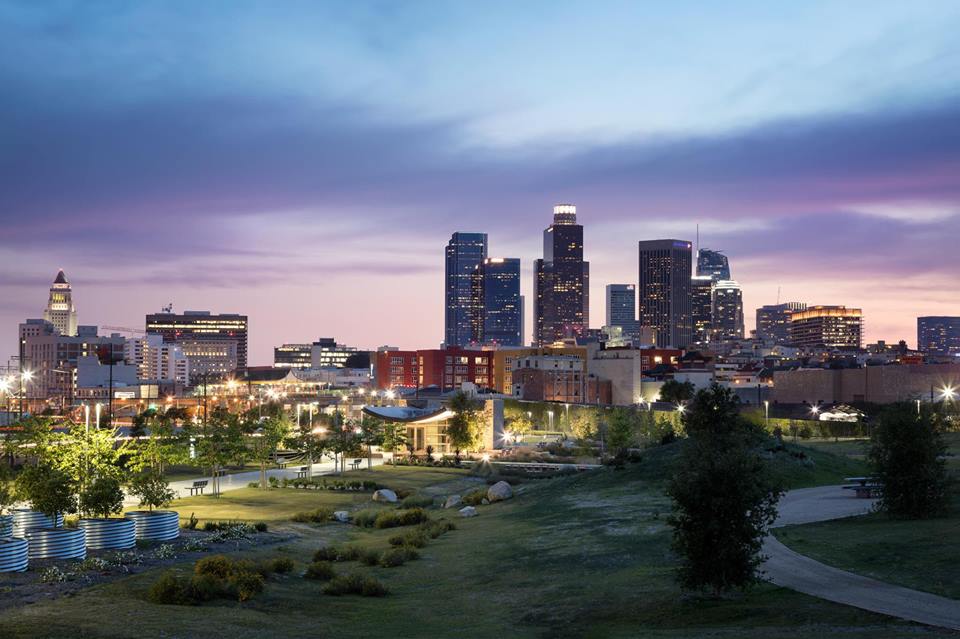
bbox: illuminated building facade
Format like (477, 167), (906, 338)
(696, 249), (730, 280)
(756, 303), (807, 343)
(917, 316), (960, 358)
(445, 232), (488, 347)
(20, 324), (124, 402)
(638, 239), (693, 348)
(534, 204), (589, 345)
(124, 334), (189, 385)
(274, 343), (312, 369)
(710, 280), (745, 341)
(145, 310), (248, 371)
(178, 340), (238, 379)
(605, 284), (638, 343)
(310, 338), (358, 368)
(472, 257), (522, 347)
(374, 347), (494, 391)
(43, 270), (78, 336)
(788, 305), (863, 349)
(690, 275), (713, 345)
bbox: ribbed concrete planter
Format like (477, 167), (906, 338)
(0, 514), (12, 538)
(25, 527), (86, 560)
(79, 518), (136, 550)
(125, 510), (179, 541)
(0, 537), (29, 572)
(11, 509), (63, 537)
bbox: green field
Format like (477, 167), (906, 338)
(0, 445), (949, 638)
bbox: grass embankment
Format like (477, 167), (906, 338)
(2, 444), (945, 638)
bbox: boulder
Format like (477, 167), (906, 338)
(482, 499), (490, 505)
(372, 489), (398, 503)
(487, 481), (513, 502)
(459, 506), (477, 518)
(444, 495), (462, 509)
(333, 511), (350, 523)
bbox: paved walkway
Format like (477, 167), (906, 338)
(123, 457), (384, 506)
(764, 485), (960, 631)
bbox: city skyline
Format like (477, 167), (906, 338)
(2, 3), (960, 363)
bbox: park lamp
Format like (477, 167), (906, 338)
(0, 378), (8, 393)
(676, 403), (686, 415)
(810, 405), (820, 415)
(941, 385), (957, 401)
(385, 389), (396, 400)
(21, 369), (33, 382)
(481, 453), (491, 463)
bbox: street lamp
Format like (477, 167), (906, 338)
(676, 403), (686, 415)
(547, 410), (554, 430)
(95, 402), (102, 429)
(764, 400), (770, 429)
(940, 386), (957, 402)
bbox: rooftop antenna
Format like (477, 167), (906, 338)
(695, 224), (699, 257)
(776, 286), (781, 305)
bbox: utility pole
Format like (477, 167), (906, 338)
(18, 338), (25, 421)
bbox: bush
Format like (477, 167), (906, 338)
(194, 554), (234, 579)
(388, 530), (428, 548)
(265, 557), (294, 574)
(80, 476), (125, 519)
(351, 509), (380, 528)
(304, 561), (336, 581)
(359, 549), (381, 566)
(313, 545), (363, 562)
(322, 573), (388, 597)
(185, 573), (222, 602)
(230, 570), (265, 602)
(461, 489), (487, 507)
(183, 513), (199, 530)
(128, 471), (175, 512)
(379, 547), (419, 567)
(147, 571), (187, 605)
(253, 521), (268, 532)
(373, 508), (429, 529)
(400, 494), (435, 509)
(419, 520), (456, 539)
(291, 508), (333, 523)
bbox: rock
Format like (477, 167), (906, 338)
(444, 495), (462, 509)
(459, 506), (477, 518)
(333, 511), (350, 523)
(482, 498), (490, 505)
(372, 489), (398, 503)
(487, 481), (513, 502)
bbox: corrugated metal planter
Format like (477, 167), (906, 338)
(0, 514), (12, 538)
(79, 518), (136, 550)
(0, 537), (29, 572)
(25, 527), (86, 560)
(11, 509), (64, 538)
(125, 510), (179, 541)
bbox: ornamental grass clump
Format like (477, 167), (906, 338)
(322, 573), (388, 597)
(304, 560), (336, 581)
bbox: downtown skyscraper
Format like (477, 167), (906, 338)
(605, 284), (638, 342)
(638, 239), (693, 348)
(534, 204), (589, 346)
(472, 257), (523, 347)
(444, 232), (488, 347)
(696, 248), (730, 280)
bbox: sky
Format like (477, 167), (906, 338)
(2, 1), (959, 365)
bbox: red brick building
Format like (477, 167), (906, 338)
(374, 347), (495, 391)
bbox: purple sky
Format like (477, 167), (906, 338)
(2, 2), (959, 365)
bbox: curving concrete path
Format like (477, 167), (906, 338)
(763, 485), (960, 631)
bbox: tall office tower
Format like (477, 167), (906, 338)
(605, 284), (639, 342)
(690, 275), (714, 345)
(756, 302), (807, 343)
(145, 310), (248, 373)
(710, 280), (745, 341)
(444, 232), (488, 347)
(917, 316), (960, 357)
(472, 257), (522, 346)
(43, 269), (78, 336)
(788, 305), (863, 349)
(534, 204), (590, 345)
(638, 239), (693, 348)
(696, 249), (730, 280)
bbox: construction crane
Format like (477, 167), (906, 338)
(101, 325), (147, 335)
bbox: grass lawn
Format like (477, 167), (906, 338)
(0, 443), (948, 638)
(776, 492), (960, 600)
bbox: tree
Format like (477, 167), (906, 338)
(446, 391), (483, 460)
(659, 379), (696, 405)
(0, 465), (15, 515)
(606, 407), (638, 456)
(131, 407), (188, 474)
(868, 402), (949, 519)
(570, 410), (598, 442)
(507, 414), (533, 442)
(326, 412), (362, 474)
(381, 422), (408, 465)
(187, 407), (246, 497)
(667, 384), (782, 594)
(79, 476), (125, 519)
(129, 471), (176, 511)
(16, 464), (77, 522)
(247, 414), (288, 489)
(52, 422), (128, 497)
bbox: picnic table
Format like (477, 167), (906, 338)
(349, 458), (363, 471)
(295, 466), (309, 479)
(842, 476), (881, 498)
(188, 479), (208, 496)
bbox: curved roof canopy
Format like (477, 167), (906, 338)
(362, 405), (455, 424)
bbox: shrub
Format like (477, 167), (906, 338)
(388, 530), (428, 548)
(147, 571), (187, 604)
(400, 494), (435, 509)
(313, 545), (363, 562)
(304, 561), (336, 581)
(230, 570), (265, 602)
(373, 508), (429, 529)
(359, 549), (381, 566)
(195, 554), (234, 579)
(185, 573), (222, 602)
(337, 545), (363, 561)
(253, 522), (268, 532)
(291, 508), (333, 523)
(462, 489), (487, 507)
(202, 521), (219, 532)
(128, 471), (175, 512)
(323, 573), (388, 597)
(379, 547), (419, 567)
(419, 520), (456, 539)
(313, 546), (339, 562)
(351, 509), (379, 528)
(267, 557), (295, 574)
(80, 476), (125, 519)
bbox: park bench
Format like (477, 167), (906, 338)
(188, 480), (208, 496)
(349, 458), (363, 471)
(843, 477), (881, 498)
(295, 466), (309, 479)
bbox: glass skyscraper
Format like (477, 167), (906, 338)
(638, 239), (693, 348)
(472, 257), (522, 346)
(691, 275), (713, 345)
(696, 248), (730, 280)
(917, 316), (960, 357)
(534, 204), (589, 345)
(444, 232), (488, 347)
(605, 284), (638, 342)
(756, 302), (807, 343)
(711, 280), (745, 341)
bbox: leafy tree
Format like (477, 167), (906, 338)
(16, 464), (77, 521)
(868, 402), (950, 519)
(326, 412), (362, 474)
(2, 416), (57, 467)
(355, 417), (384, 469)
(129, 470), (176, 511)
(131, 407), (188, 474)
(52, 423), (128, 496)
(381, 422), (408, 465)
(0, 464), (15, 515)
(659, 379), (696, 405)
(667, 384), (782, 595)
(79, 476), (125, 518)
(570, 410), (598, 442)
(507, 414), (533, 441)
(188, 407), (246, 496)
(247, 414), (289, 489)
(606, 407), (638, 455)
(291, 412), (330, 478)
(446, 391), (483, 459)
